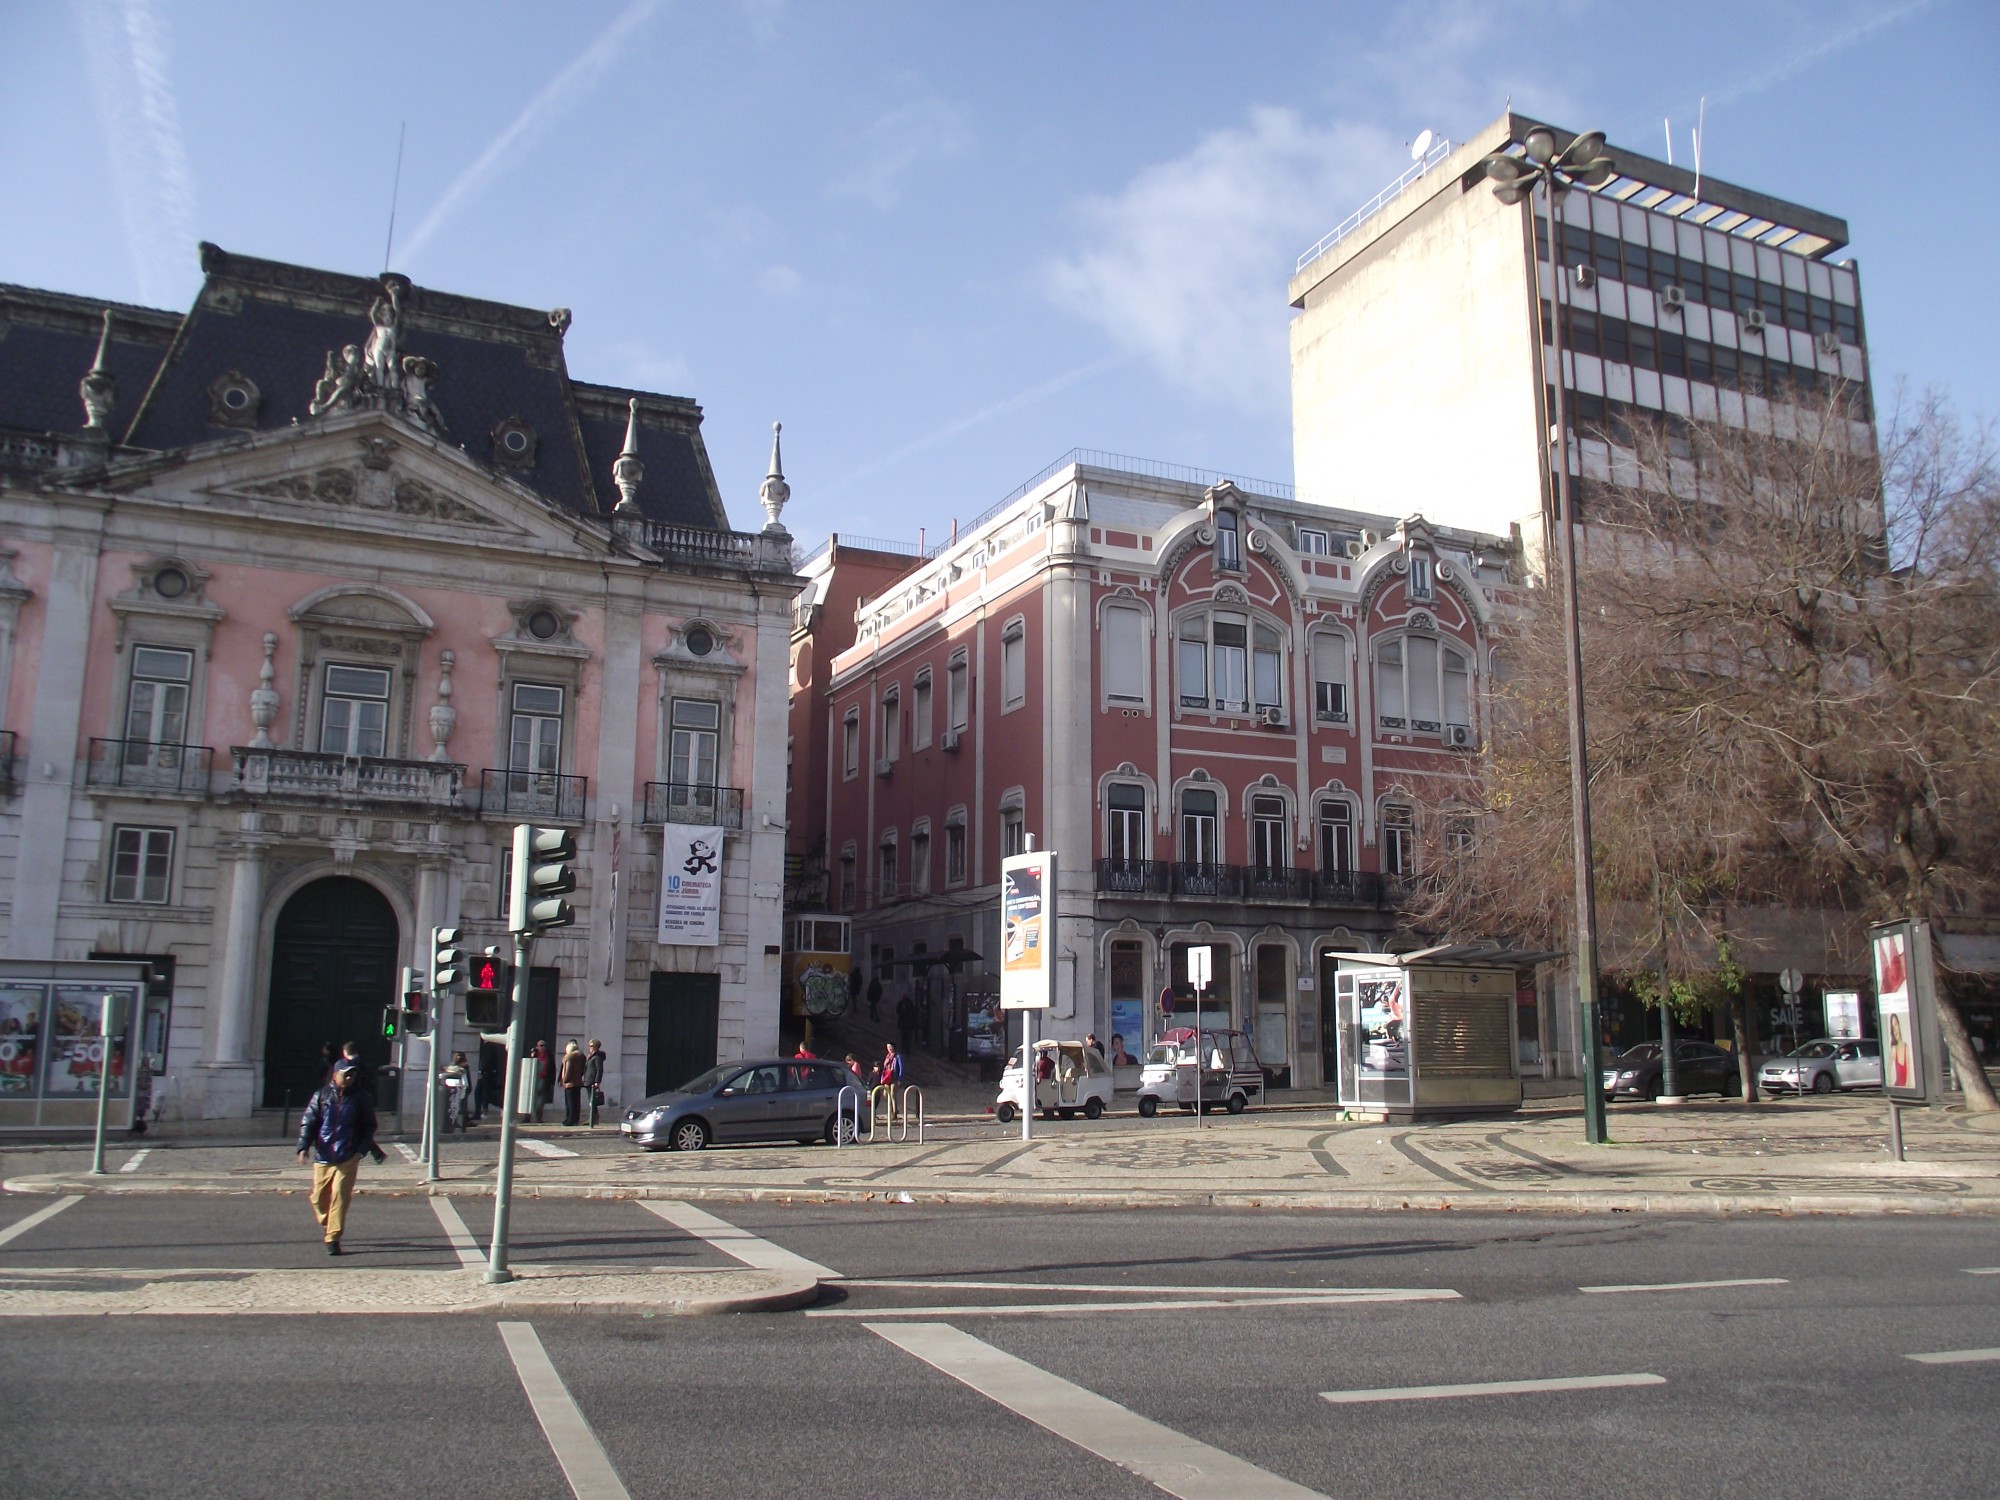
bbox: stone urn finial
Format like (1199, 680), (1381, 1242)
(612, 398), (644, 514)
(759, 421), (790, 533)
(248, 632), (280, 748)
(429, 650), (457, 762)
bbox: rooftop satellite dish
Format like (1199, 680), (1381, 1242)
(1410, 129), (1435, 161)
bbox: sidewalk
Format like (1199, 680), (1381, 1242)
(8, 1092), (1995, 1218)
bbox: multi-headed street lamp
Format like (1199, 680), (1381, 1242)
(1484, 126), (1617, 1145)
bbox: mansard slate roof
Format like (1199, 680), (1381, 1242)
(0, 243), (729, 530)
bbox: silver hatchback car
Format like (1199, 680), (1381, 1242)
(1760, 1038), (1883, 1095)
(622, 1059), (869, 1151)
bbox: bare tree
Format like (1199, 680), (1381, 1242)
(1411, 388), (1999, 1110)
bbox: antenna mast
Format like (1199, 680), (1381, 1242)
(383, 122), (407, 272)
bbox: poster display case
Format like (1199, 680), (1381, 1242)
(0, 960), (149, 1130)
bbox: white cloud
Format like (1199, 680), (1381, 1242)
(830, 93), (970, 211)
(1044, 107), (1402, 412)
(758, 264), (803, 297)
(71, 0), (199, 306)
(398, 0), (663, 268)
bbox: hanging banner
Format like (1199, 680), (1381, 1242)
(658, 825), (724, 946)
(999, 850), (1054, 1010)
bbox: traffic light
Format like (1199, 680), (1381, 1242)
(430, 925), (464, 993)
(381, 1005), (402, 1041)
(405, 986), (431, 1037)
(512, 824), (578, 933)
(465, 948), (509, 1031)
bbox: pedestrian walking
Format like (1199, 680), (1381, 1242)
(895, 987), (918, 1052)
(875, 1042), (906, 1124)
(312, 1042), (336, 1090)
(584, 1038), (606, 1127)
(338, 1039), (375, 1102)
(866, 970), (883, 1022)
(295, 1059), (382, 1256)
(558, 1041), (585, 1126)
(532, 1040), (554, 1123)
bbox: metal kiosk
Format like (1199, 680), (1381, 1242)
(0, 959), (150, 1132)
(1329, 946), (1536, 1120)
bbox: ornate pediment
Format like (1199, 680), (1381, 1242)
(218, 464), (503, 528)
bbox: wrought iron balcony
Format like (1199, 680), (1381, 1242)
(89, 738), (214, 795)
(642, 780), (744, 829)
(479, 768), (587, 822)
(1093, 858), (1389, 907)
(232, 747), (465, 808)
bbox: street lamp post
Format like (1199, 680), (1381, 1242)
(1485, 127), (1617, 1146)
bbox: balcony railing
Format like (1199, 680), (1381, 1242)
(233, 747), (464, 808)
(479, 768), (587, 822)
(89, 738), (214, 795)
(641, 781), (744, 829)
(1094, 858), (1390, 907)
(0, 728), (15, 795)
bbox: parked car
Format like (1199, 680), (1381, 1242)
(621, 1059), (868, 1151)
(1603, 1040), (1742, 1101)
(1760, 1038), (1883, 1095)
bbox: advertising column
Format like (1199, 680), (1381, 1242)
(1871, 918), (1944, 1161)
(1000, 850), (1054, 1141)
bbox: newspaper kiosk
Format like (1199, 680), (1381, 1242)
(1328, 947), (1531, 1120)
(0, 959), (150, 1132)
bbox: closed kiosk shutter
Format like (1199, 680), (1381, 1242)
(1412, 994), (1512, 1077)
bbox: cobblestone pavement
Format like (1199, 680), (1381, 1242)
(7, 1092), (1995, 1217)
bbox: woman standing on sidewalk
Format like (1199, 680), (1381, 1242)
(559, 1041), (586, 1126)
(583, 1038), (605, 1127)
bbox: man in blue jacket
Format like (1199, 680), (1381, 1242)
(295, 1058), (382, 1255)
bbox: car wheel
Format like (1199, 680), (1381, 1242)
(1812, 1070), (1835, 1094)
(996, 1102), (1017, 1124)
(1226, 1092), (1247, 1115)
(669, 1118), (709, 1152)
(1042, 1108), (1058, 1121)
(824, 1113), (858, 1145)
(1084, 1097), (1103, 1120)
(1722, 1074), (1742, 1099)
(1137, 1096), (1158, 1118)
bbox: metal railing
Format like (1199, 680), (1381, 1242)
(0, 728), (15, 795)
(641, 781), (744, 829)
(1297, 135), (1454, 271)
(1093, 858), (1391, 907)
(479, 768), (587, 821)
(89, 738), (214, 795)
(232, 747), (463, 807)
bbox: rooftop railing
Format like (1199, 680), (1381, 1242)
(1297, 136), (1454, 272)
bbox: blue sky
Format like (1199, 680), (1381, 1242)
(6, 1), (1995, 546)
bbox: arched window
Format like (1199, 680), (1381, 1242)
(1318, 800), (1353, 876)
(1177, 610), (1284, 716)
(1381, 803), (1415, 876)
(1106, 782), (1147, 867)
(1376, 636), (1471, 736)
(1251, 795), (1287, 874)
(1180, 788), (1219, 867)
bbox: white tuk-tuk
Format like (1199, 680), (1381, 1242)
(1136, 1027), (1265, 1116)
(995, 1039), (1114, 1122)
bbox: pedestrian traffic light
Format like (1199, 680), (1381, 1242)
(465, 949), (510, 1030)
(381, 1005), (402, 1040)
(430, 925), (464, 992)
(405, 987), (431, 1037)
(511, 824), (577, 933)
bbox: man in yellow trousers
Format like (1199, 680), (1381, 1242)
(295, 1058), (383, 1256)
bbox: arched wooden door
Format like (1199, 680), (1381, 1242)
(263, 877), (399, 1108)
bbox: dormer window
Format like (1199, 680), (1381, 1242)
(1409, 555), (1433, 599)
(1215, 511), (1241, 571)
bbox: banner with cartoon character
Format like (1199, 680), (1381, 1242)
(658, 826), (724, 946)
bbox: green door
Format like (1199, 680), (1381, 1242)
(264, 877), (399, 1108)
(646, 972), (719, 1095)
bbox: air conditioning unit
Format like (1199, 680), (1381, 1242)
(1816, 330), (1841, 356)
(1344, 539), (1364, 559)
(1445, 724), (1474, 749)
(1361, 530), (1380, 548)
(1659, 284), (1686, 312)
(874, 757), (894, 778)
(1573, 264), (1596, 289)
(1260, 707), (1285, 728)
(1740, 308), (1767, 333)
(939, 729), (962, 752)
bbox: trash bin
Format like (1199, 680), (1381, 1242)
(375, 1065), (401, 1114)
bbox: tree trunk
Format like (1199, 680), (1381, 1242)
(1936, 991), (2000, 1113)
(1730, 991), (1758, 1102)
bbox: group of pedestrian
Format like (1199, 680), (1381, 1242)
(528, 1037), (605, 1125)
(857, 967), (923, 1053)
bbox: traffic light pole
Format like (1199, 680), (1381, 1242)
(486, 929), (533, 1283)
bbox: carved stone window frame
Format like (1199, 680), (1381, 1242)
(107, 557), (225, 747)
(494, 599), (591, 775)
(652, 626), (743, 792)
(289, 584), (435, 758)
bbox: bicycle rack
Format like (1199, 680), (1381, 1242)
(834, 1085), (865, 1147)
(895, 1086), (925, 1143)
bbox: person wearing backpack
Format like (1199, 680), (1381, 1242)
(295, 1059), (383, 1255)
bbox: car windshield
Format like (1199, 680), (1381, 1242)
(1792, 1041), (1837, 1058)
(1616, 1044), (1662, 1061)
(671, 1065), (735, 1097)
(1145, 1044), (1181, 1065)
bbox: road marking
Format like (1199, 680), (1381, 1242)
(394, 1142), (420, 1163)
(1321, 1372), (1665, 1405)
(869, 1321), (1327, 1500)
(519, 1136), (580, 1159)
(836, 1277), (1454, 1298)
(0, 1196), (79, 1248)
(429, 1196), (485, 1269)
(497, 1322), (632, 1500)
(638, 1200), (837, 1280)
(817, 1290), (1454, 1320)
(1963, 1268), (2000, 1276)
(1580, 1277), (1789, 1295)
(119, 1149), (152, 1174)
(1907, 1347), (2000, 1365)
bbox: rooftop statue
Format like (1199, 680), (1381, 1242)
(308, 274), (444, 436)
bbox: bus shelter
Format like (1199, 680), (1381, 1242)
(0, 959), (150, 1131)
(1328, 946), (1552, 1119)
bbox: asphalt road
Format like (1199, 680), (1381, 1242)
(1, 1193), (1994, 1499)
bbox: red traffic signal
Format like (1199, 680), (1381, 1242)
(465, 954), (510, 1031)
(405, 989), (431, 1036)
